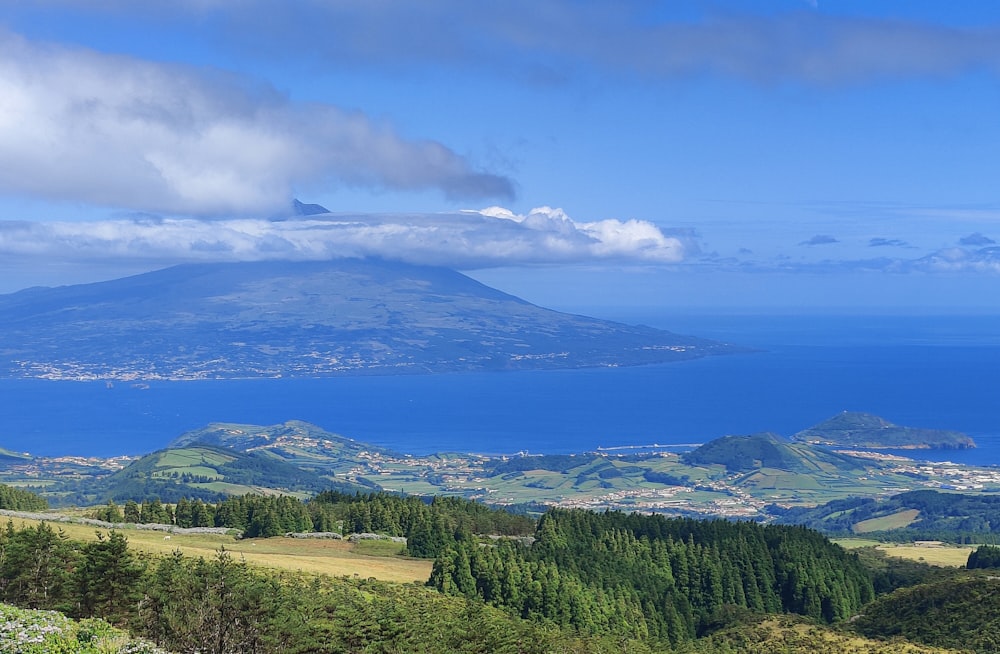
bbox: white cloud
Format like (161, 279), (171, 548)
(0, 207), (688, 269)
(0, 30), (513, 217)
(912, 246), (1000, 274)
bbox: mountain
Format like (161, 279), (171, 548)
(0, 259), (740, 380)
(168, 420), (398, 476)
(792, 411), (976, 450)
(292, 198), (330, 216)
(87, 444), (360, 504)
(681, 432), (867, 474)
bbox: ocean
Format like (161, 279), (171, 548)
(1, 313), (999, 466)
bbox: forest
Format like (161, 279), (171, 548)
(428, 509), (874, 643)
(3, 486), (1000, 652)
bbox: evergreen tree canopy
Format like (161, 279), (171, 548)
(430, 508), (874, 645)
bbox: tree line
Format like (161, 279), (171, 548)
(967, 543), (1000, 569)
(0, 520), (654, 653)
(88, 491), (535, 551)
(0, 483), (48, 512)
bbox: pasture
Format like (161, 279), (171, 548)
(2, 516), (432, 584)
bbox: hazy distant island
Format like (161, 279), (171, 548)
(792, 411), (976, 450)
(0, 258), (743, 380)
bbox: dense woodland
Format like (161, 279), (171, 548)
(0, 483), (48, 512)
(853, 575), (1000, 652)
(429, 509), (874, 644)
(967, 544), (1000, 569)
(3, 485), (1000, 652)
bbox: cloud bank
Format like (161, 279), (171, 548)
(4, 202), (1000, 279)
(0, 207), (688, 269)
(912, 246), (1000, 274)
(0, 30), (513, 217)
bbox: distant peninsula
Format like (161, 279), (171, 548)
(0, 259), (743, 380)
(792, 411), (976, 450)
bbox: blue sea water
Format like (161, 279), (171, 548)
(1, 314), (999, 466)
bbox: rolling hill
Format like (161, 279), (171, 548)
(168, 419), (399, 477)
(681, 432), (868, 474)
(773, 489), (1000, 538)
(72, 443), (364, 504)
(792, 411), (976, 450)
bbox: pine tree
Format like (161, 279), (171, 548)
(75, 530), (145, 623)
(123, 500), (140, 523)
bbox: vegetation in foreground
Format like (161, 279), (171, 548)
(675, 615), (968, 654)
(853, 576), (1000, 653)
(0, 516), (967, 654)
(3, 483), (1000, 653)
(0, 602), (169, 654)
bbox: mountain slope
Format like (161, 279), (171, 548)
(852, 576), (1000, 652)
(681, 433), (867, 474)
(169, 420), (397, 476)
(88, 444), (355, 503)
(0, 259), (740, 380)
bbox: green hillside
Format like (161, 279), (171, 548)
(169, 419), (398, 476)
(681, 432), (866, 474)
(9, 418), (1000, 516)
(679, 615), (963, 654)
(852, 576), (1000, 652)
(76, 445), (362, 504)
(774, 489), (1000, 541)
(793, 411), (976, 450)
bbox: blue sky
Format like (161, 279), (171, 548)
(1, 1), (999, 314)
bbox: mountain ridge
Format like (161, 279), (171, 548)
(0, 258), (741, 380)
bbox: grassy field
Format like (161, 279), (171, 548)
(834, 537), (975, 567)
(3, 517), (432, 584)
(853, 509), (921, 534)
(156, 448), (235, 468)
(874, 544), (975, 567)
